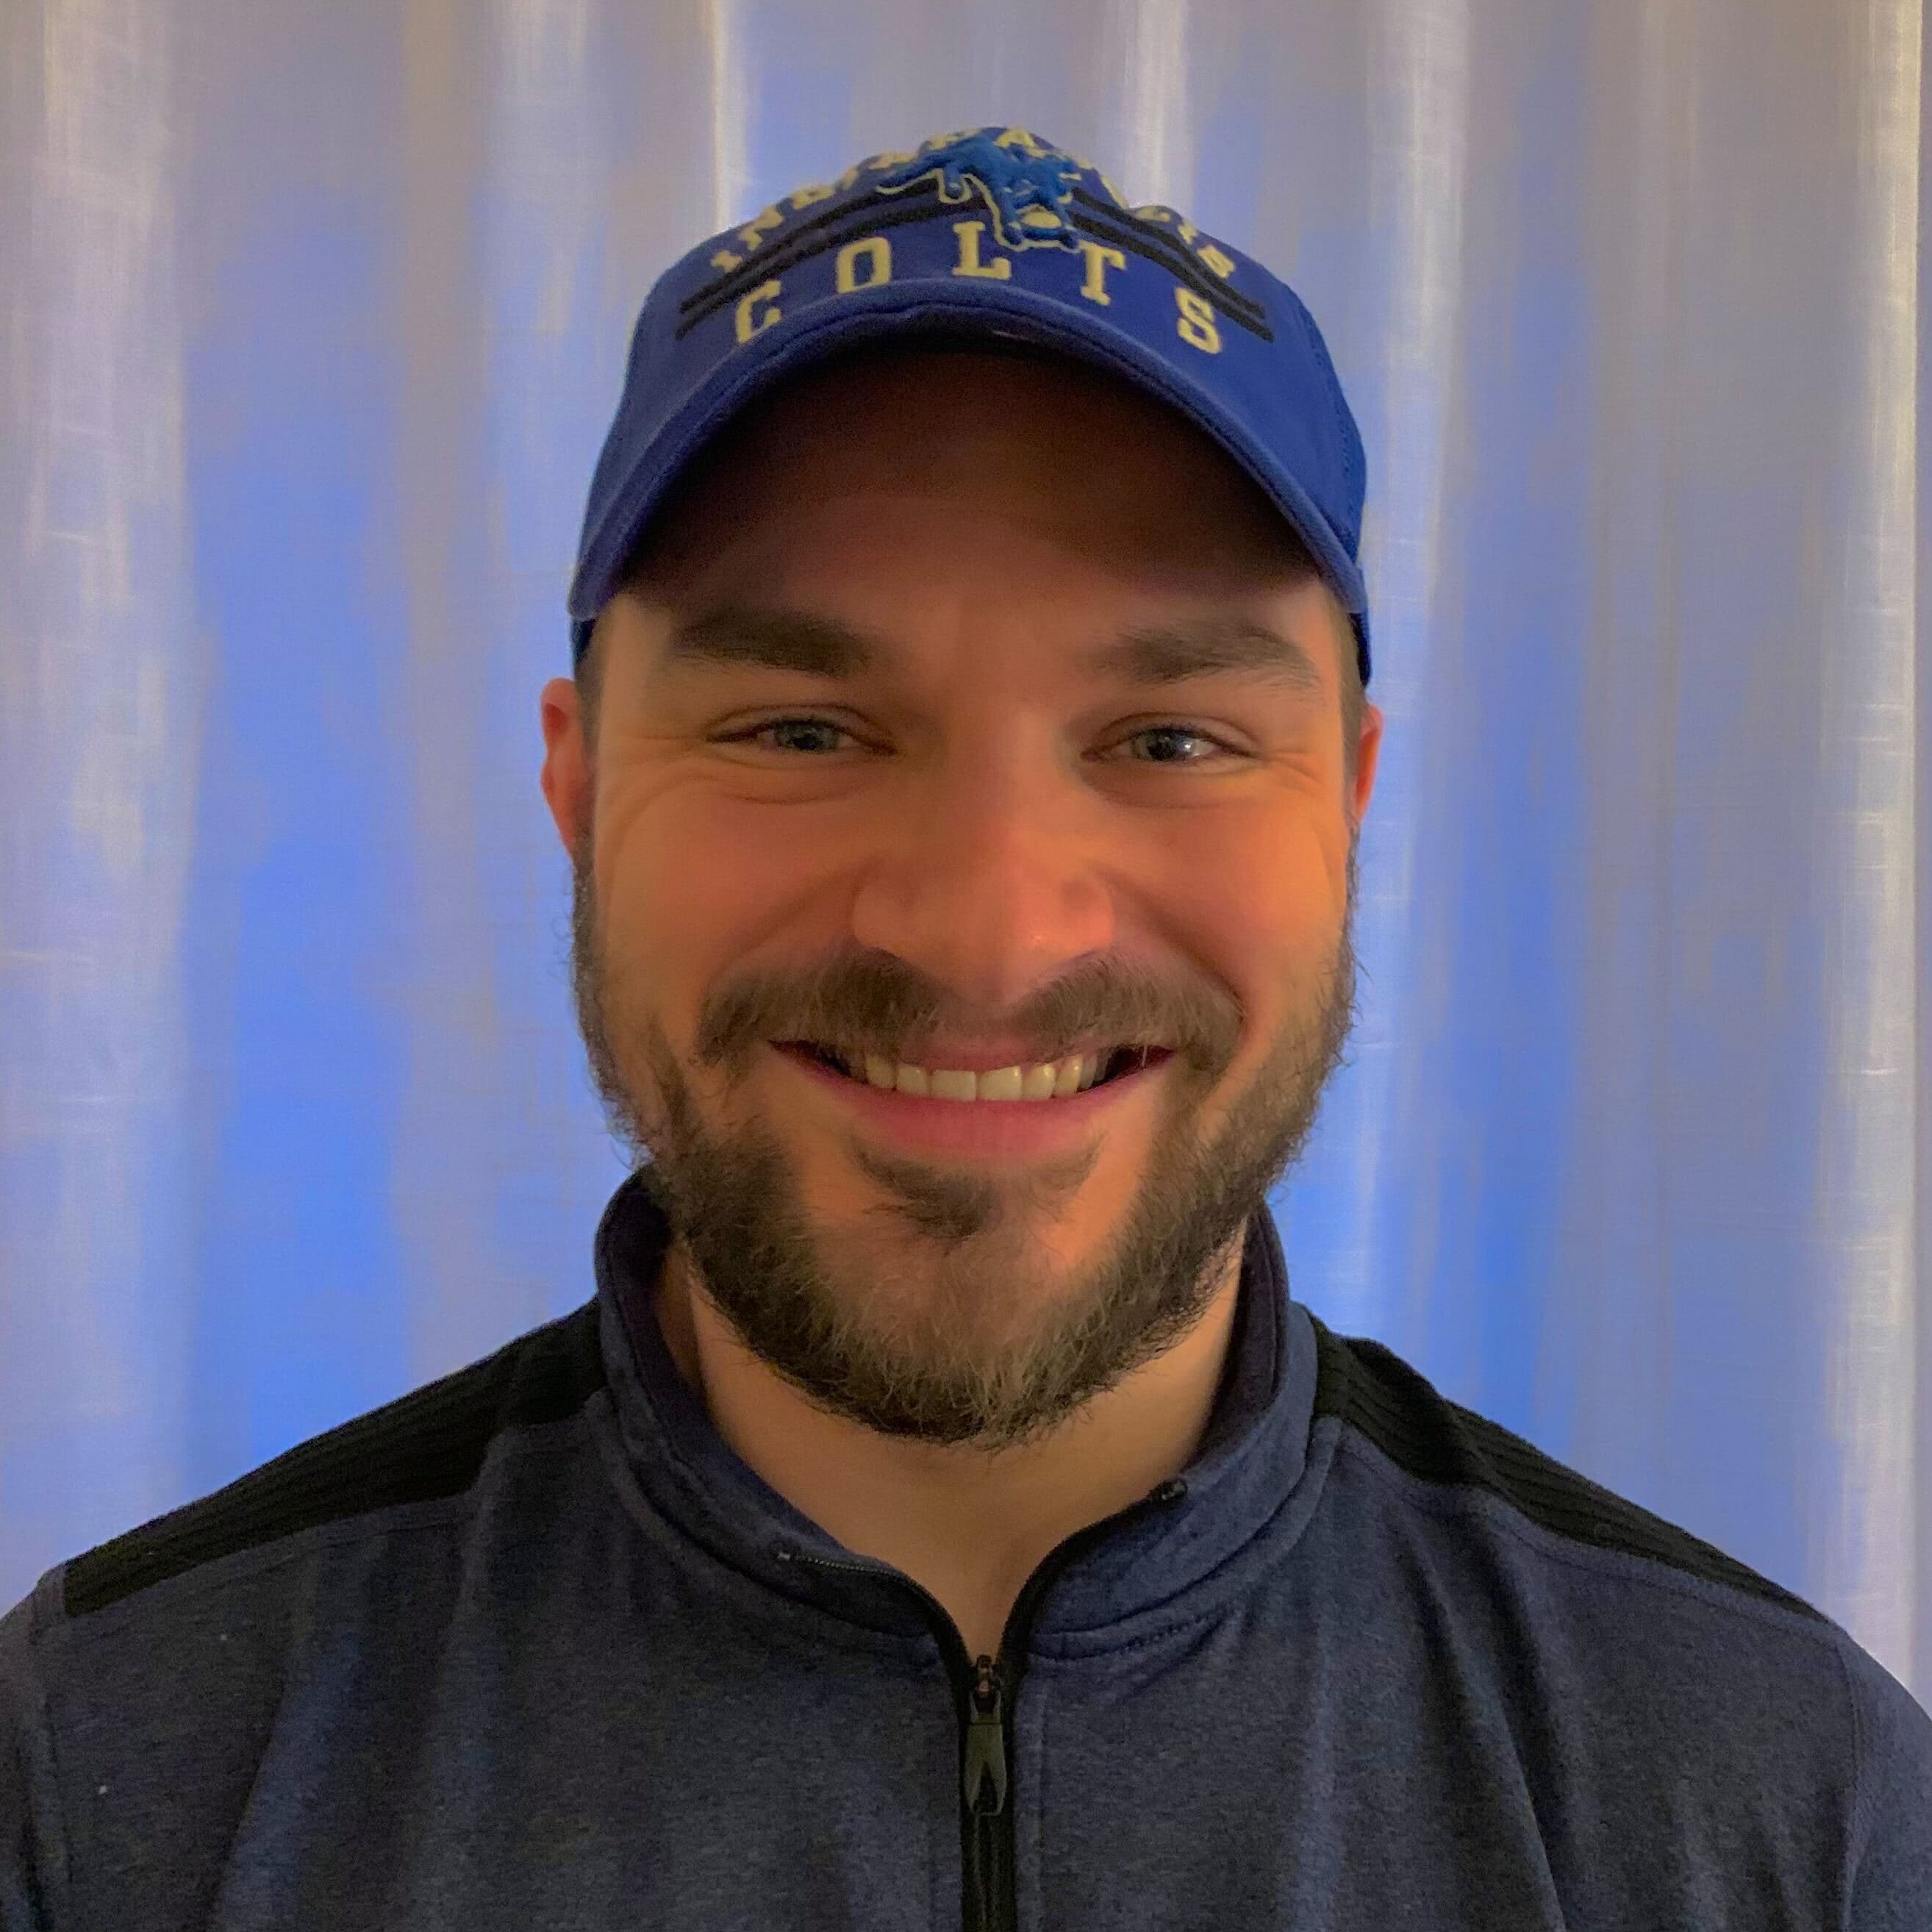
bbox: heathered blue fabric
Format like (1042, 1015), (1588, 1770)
(4, 1171), (1929, 1930)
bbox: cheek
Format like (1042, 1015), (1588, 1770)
(592, 775), (819, 1048)
(1152, 812), (1347, 1081)
(601, 782), (815, 953)
(593, 760), (718, 905)
(1153, 809), (1339, 962)
(590, 776), (702, 992)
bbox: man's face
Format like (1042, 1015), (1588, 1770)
(543, 347), (1381, 1452)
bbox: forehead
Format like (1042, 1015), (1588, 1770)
(638, 345), (1312, 590)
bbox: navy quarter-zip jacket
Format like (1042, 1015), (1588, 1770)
(4, 1170), (1930, 1928)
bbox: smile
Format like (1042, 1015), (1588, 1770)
(770, 1041), (1173, 1162)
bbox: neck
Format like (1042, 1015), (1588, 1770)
(651, 1245), (1245, 1662)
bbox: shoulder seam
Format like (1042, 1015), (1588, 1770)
(61, 1300), (607, 1620)
(1309, 1314), (1825, 1621)
(1833, 1621), (1868, 1928)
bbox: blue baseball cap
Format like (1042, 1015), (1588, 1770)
(568, 125), (1372, 685)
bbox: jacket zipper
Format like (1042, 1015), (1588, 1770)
(781, 1477), (1187, 1932)
(962, 1653), (1009, 1930)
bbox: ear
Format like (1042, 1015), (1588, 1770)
(1350, 701), (1384, 828)
(540, 676), (592, 855)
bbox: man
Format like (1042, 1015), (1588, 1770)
(3, 125), (1927, 1930)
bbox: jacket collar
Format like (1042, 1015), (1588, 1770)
(593, 1167), (1320, 1641)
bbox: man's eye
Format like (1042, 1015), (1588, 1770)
(1112, 724), (1241, 765)
(723, 717), (857, 756)
(720, 718), (1242, 764)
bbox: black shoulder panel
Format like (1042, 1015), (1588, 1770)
(1309, 1314), (1824, 1620)
(63, 1300), (608, 1620)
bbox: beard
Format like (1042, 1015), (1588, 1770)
(568, 832), (1359, 1453)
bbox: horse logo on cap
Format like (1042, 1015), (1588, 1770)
(873, 129), (1083, 252)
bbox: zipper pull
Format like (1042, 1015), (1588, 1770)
(962, 1653), (1008, 1816)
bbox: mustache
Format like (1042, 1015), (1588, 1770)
(569, 828), (1359, 1097)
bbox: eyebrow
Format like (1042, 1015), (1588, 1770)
(656, 606), (1327, 695)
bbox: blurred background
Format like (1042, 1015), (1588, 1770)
(3, 0), (1928, 1705)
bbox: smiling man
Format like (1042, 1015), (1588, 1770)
(4, 126), (1928, 1932)
(546, 337), (1373, 1667)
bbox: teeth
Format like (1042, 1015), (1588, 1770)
(856, 1049), (1112, 1101)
